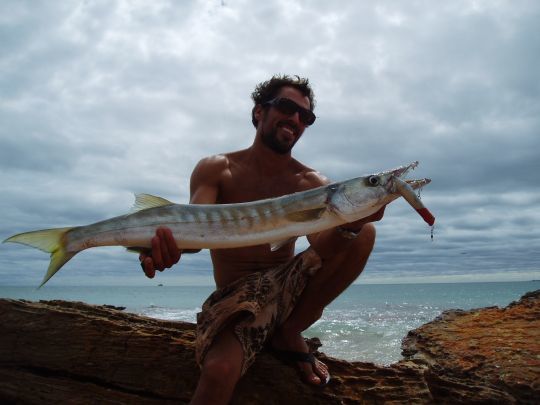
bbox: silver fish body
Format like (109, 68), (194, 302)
(4, 161), (434, 286)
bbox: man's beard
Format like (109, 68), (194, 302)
(261, 120), (299, 155)
(261, 129), (294, 154)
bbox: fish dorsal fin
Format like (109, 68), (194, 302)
(131, 193), (173, 212)
(285, 207), (326, 222)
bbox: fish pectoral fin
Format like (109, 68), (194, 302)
(285, 207), (326, 222)
(131, 193), (173, 212)
(269, 237), (297, 252)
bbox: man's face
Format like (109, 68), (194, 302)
(259, 87), (312, 155)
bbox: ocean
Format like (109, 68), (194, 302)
(1, 281), (537, 365)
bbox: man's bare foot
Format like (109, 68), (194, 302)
(271, 331), (330, 386)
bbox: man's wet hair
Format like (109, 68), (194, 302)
(251, 75), (315, 128)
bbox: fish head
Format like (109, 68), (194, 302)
(332, 161), (434, 225)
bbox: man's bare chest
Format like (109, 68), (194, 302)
(219, 175), (302, 203)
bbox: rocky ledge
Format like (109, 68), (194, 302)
(0, 290), (538, 404)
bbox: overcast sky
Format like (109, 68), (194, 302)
(1, 0), (539, 287)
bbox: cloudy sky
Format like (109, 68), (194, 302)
(1, 0), (539, 287)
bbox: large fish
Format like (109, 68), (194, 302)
(4, 161), (435, 287)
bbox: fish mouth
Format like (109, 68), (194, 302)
(380, 161), (431, 192)
(388, 161), (419, 178)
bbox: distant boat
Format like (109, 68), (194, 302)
(158, 283), (164, 287)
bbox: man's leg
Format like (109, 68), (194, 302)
(272, 223), (376, 384)
(191, 327), (244, 405)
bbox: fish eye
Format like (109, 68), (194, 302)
(367, 176), (380, 186)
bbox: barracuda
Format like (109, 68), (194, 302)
(4, 161), (435, 287)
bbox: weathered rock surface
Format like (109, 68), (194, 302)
(0, 290), (538, 404)
(401, 290), (540, 404)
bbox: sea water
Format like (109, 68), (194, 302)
(1, 281), (537, 365)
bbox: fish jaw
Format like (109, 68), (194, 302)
(382, 161), (419, 178)
(404, 178), (431, 190)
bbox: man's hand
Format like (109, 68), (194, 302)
(139, 227), (182, 278)
(345, 205), (386, 232)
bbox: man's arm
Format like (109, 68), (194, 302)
(139, 155), (227, 278)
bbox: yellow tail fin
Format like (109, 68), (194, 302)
(4, 227), (76, 287)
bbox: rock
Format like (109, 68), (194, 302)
(0, 290), (538, 404)
(402, 289), (540, 404)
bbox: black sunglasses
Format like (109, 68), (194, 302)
(263, 97), (316, 126)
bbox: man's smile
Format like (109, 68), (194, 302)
(277, 121), (299, 139)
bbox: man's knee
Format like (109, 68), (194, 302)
(201, 356), (242, 386)
(340, 223), (376, 271)
(357, 222), (376, 250)
(340, 222), (376, 257)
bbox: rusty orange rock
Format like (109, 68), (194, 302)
(402, 290), (540, 404)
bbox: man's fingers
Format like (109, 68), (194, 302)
(374, 206), (386, 221)
(142, 257), (156, 278)
(157, 228), (173, 268)
(367, 206), (386, 222)
(160, 227), (181, 266)
(151, 235), (164, 270)
(139, 227), (180, 278)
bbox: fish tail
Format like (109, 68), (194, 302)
(3, 227), (76, 287)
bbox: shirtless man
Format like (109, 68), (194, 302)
(140, 75), (385, 404)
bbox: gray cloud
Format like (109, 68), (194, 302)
(1, 0), (538, 286)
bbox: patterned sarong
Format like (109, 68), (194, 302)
(195, 248), (322, 375)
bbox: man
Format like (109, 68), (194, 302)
(140, 75), (385, 404)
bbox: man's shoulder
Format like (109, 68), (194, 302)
(196, 153), (230, 170)
(192, 149), (250, 186)
(196, 149), (248, 169)
(191, 153), (232, 188)
(293, 160), (330, 191)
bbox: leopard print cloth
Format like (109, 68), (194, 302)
(195, 248), (322, 375)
